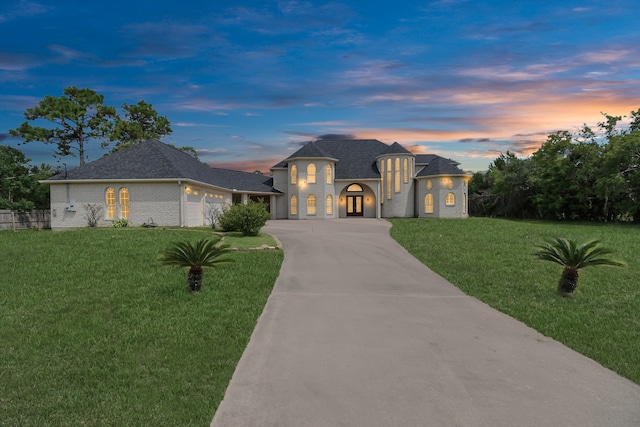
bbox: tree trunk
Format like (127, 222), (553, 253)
(188, 267), (203, 292)
(558, 267), (579, 295)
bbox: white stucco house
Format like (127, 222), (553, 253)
(45, 138), (469, 229)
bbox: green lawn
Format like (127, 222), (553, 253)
(389, 217), (640, 385)
(0, 228), (283, 426)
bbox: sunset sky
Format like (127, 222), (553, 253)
(1, 0), (639, 172)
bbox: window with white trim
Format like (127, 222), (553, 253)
(106, 187), (116, 219)
(326, 164), (332, 184)
(119, 187), (130, 219)
(395, 158), (401, 193)
(326, 194), (333, 215)
(425, 194), (434, 213)
(307, 194), (316, 215)
(403, 158), (409, 183)
(291, 195), (297, 215)
(446, 193), (455, 206)
(290, 165), (297, 184)
(307, 163), (316, 184)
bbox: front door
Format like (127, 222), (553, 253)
(346, 195), (363, 216)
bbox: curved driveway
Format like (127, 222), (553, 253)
(212, 219), (640, 427)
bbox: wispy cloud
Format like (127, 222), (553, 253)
(0, 0), (49, 23)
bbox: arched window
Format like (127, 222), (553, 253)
(395, 158), (401, 192)
(380, 160), (385, 202)
(426, 180), (432, 190)
(326, 194), (333, 215)
(386, 159), (392, 199)
(425, 194), (434, 214)
(119, 187), (130, 219)
(307, 163), (316, 184)
(290, 195), (297, 215)
(403, 158), (409, 183)
(346, 183), (363, 192)
(290, 165), (297, 184)
(325, 164), (332, 184)
(106, 187), (116, 219)
(446, 193), (455, 206)
(307, 194), (316, 215)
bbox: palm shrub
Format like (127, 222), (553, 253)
(533, 237), (626, 296)
(158, 237), (234, 291)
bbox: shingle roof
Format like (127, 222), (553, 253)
(46, 139), (280, 194)
(276, 139), (395, 179)
(381, 141), (413, 155)
(416, 156), (467, 177)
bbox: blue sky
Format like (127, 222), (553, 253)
(1, 0), (639, 172)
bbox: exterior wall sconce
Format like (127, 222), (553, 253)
(185, 187), (192, 194)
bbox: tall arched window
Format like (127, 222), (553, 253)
(119, 187), (130, 219)
(326, 194), (333, 215)
(380, 160), (385, 202)
(307, 194), (316, 215)
(425, 194), (434, 214)
(446, 193), (455, 206)
(403, 158), (409, 183)
(290, 195), (297, 215)
(325, 164), (332, 184)
(290, 165), (297, 184)
(307, 163), (316, 184)
(106, 187), (116, 219)
(386, 159), (392, 199)
(395, 158), (401, 192)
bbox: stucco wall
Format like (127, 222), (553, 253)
(378, 154), (415, 218)
(416, 176), (469, 219)
(286, 159), (337, 219)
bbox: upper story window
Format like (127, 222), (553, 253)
(380, 160), (385, 202)
(395, 158), (401, 193)
(290, 165), (297, 185)
(346, 183), (363, 192)
(443, 178), (454, 189)
(325, 164), (332, 184)
(290, 195), (297, 215)
(326, 194), (333, 215)
(386, 159), (392, 199)
(119, 187), (130, 219)
(426, 180), (432, 190)
(446, 192), (455, 206)
(106, 187), (116, 219)
(425, 194), (434, 213)
(307, 163), (316, 184)
(403, 158), (409, 183)
(307, 194), (316, 215)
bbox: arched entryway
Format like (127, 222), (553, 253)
(338, 183), (377, 218)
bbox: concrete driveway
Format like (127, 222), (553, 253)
(211, 219), (640, 427)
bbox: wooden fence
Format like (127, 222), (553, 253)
(0, 210), (51, 231)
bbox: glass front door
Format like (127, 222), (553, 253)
(346, 195), (363, 216)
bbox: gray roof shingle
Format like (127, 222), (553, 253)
(416, 156), (467, 177)
(46, 139), (280, 193)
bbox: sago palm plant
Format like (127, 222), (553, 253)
(158, 237), (234, 291)
(533, 237), (625, 296)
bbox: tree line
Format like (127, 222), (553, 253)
(469, 108), (640, 223)
(2, 86), (179, 210)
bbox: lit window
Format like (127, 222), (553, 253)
(386, 159), (392, 199)
(290, 165), (297, 184)
(326, 194), (333, 215)
(443, 178), (453, 189)
(119, 187), (129, 219)
(426, 180), (432, 190)
(446, 193), (455, 206)
(425, 194), (434, 213)
(403, 158), (409, 183)
(106, 187), (116, 219)
(380, 160), (385, 202)
(307, 194), (316, 215)
(290, 195), (297, 215)
(307, 163), (316, 184)
(347, 183), (363, 192)
(326, 164), (332, 184)
(395, 158), (401, 192)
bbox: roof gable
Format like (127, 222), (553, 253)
(417, 156), (467, 177)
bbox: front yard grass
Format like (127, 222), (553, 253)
(389, 217), (640, 385)
(0, 228), (283, 426)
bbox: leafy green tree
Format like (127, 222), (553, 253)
(217, 200), (271, 236)
(533, 238), (625, 296)
(9, 87), (117, 165)
(0, 145), (55, 210)
(486, 152), (534, 218)
(158, 237), (234, 292)
(110, 100), (172, 152)
(599, 131), (640, 221)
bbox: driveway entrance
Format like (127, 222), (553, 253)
(212, 219), (640, 427)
